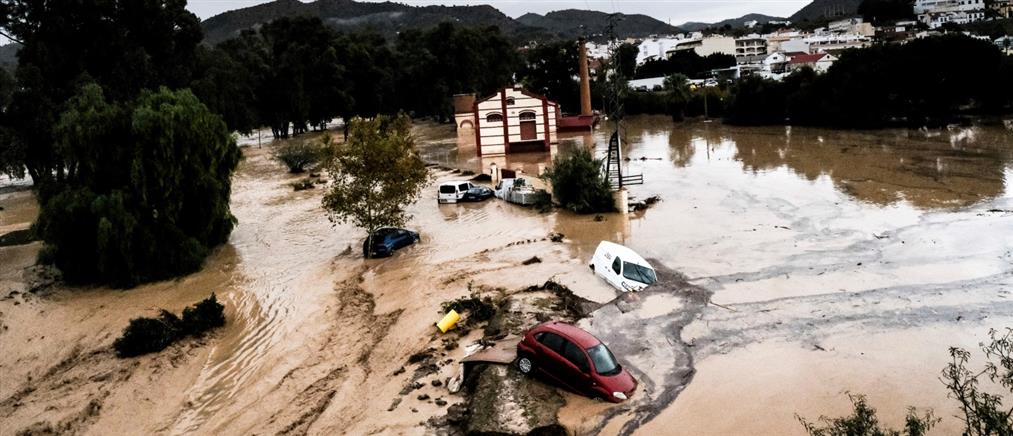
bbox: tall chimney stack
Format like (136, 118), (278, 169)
(578, 38), (592, 117)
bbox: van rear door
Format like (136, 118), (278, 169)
(438, 184), (458, 204)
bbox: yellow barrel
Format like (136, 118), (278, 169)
(436, 310), (461, 333)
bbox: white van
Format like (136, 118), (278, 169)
(590, 241), (657, 292)
(438, 181), (493, 204)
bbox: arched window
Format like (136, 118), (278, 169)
(486, 112), (503, 123)
(519, 111), (537, 121)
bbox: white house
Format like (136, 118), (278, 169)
(788, 53), (838, 73)
(914, 0), (986, 28)
(454, 88), (559, 157)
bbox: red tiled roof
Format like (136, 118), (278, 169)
(789, 53), (826, 64)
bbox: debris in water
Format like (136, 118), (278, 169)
(437, 310), (461, 333)
(594, 215), (605, 222)
(291, 179), (315, 191)
(522, 256), (542, 266)
(548, 232), (564, 243)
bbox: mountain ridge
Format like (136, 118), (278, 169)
(678, 13), (787, 32)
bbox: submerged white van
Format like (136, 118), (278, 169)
(438, 181), (493, 204)
(590, 241), (657, 292)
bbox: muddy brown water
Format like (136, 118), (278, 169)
(421, 115), (1013, 434)
(1, 116), (1011, 435)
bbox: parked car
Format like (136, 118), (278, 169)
(590, 241), (657, 292)
(438, 181), (494, 204)
(516, 321), (637, 402)
(362, 228), (419, 258)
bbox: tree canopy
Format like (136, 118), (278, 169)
(34, 85), (239, 287)
(321, 114), (429, 256)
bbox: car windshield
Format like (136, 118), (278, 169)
(623, 262), (657, 285)
(439, 185), (457, 194)
(586, 344), (621, 375)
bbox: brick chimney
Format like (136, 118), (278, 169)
(578, 38), (592, 116)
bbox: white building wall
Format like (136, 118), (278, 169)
(697, 36), (736, 56)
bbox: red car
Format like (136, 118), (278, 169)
(516, 321), (637, 402)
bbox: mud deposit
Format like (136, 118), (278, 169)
(1, 117), (1011, 435)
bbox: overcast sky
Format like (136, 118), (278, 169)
(185, 0), (811, 25)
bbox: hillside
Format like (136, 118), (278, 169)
(202, 0), (527, 44)
(679, 13), (786, 32)
(202, 1), (681, 45)
(789, 0), (864, 23)
(516, 9), (681, 38)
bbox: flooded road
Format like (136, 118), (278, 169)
(421, 115), (1013, 434)
(1, 116), (1010, 435)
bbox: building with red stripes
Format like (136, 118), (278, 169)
(453, 87), (559, 156)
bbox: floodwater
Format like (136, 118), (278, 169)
(421, 115), (1013, 434)
(1, 116), (1011, 435)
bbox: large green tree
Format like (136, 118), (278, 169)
(0, 0), (202, 191)
(518, 40), (581, 113)
(34, 85), (240, 287)
(321, 114), (429, 258)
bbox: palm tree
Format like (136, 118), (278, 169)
(664, 73), (692, 121)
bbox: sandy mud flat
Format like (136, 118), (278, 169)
(1, 117), (1011, 435)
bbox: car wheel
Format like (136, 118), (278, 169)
(517, 356), (534, 375)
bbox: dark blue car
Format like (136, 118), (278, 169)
(362, 228), (420, 258)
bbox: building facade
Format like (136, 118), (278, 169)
(914, 0), (986, 28)
(735, 35), (768, 58)
(455, 88), (559, 157)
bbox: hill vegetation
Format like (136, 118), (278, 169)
(201, 0), (679, 45)
(679, 13), (786, 32)
(790, 0), (864, 24)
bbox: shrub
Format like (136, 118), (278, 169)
(113, 313), (180, 358)
(798, 393), (937, 436)
(180, 293), (226, 336)
(113, 294), (226, 358)
(274, 137), (327, 173)
(800, 328), (1013, 436)
(543, 148), (615, 214)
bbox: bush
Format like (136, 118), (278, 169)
(113, 312), (180, 358)
(798, 393), (937, 436)
(274, 137), (327, 173)
(543, 148), (615, 214)
(180, 293), (226, 336)
(113, 294), (226, 358)
(800, 328), (1013, 436)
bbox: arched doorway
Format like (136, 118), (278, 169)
(519, 111), (537, 141)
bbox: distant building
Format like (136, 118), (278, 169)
(628, 76), (667, 92)
(665, 35), (737, 58)
(996, 36), (1013, 54)
(827, 17), (876, 36)
(454, 88), (559, 156)
(993, 0), (1013, 18)
(914, 0), (986, 28)
(782, 33), (871, 54)
(735, 34), (768, 58)
(788, 53), (838, 73)
(765, 31), (802, 53)
(763, 52), (790, 74)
